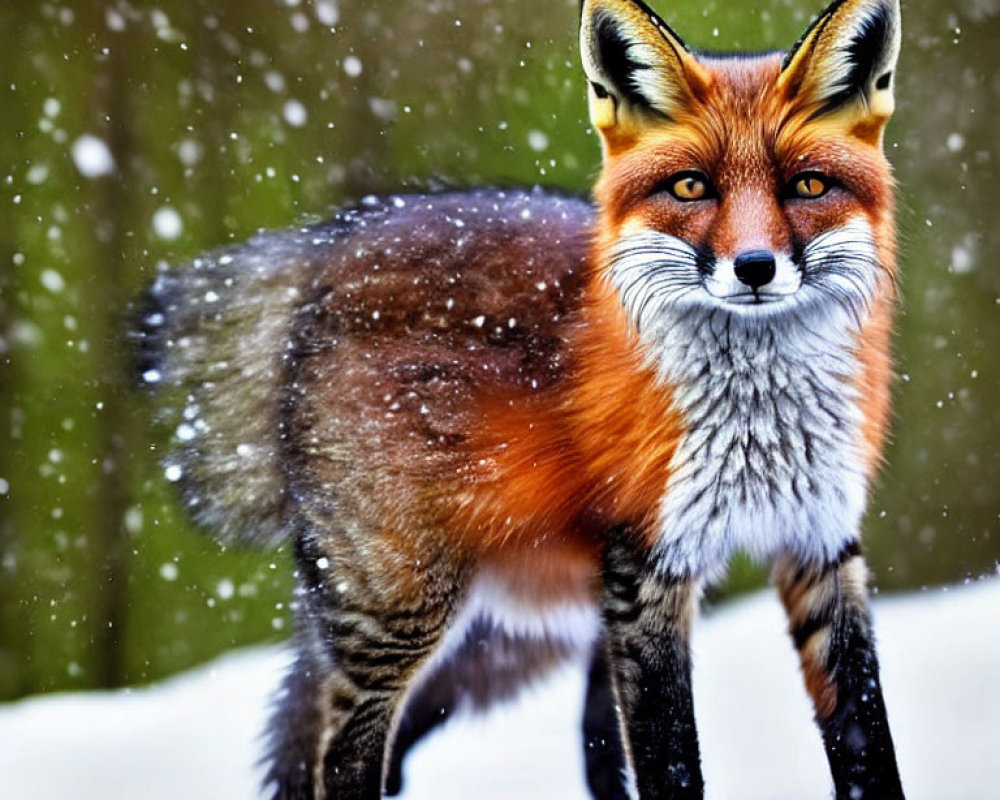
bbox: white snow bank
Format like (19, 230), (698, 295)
(0, 646), (287, 799)
(1, 580), (997, 800)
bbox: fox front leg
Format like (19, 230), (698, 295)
(581, 638), (631, 800)
(774, 543), (905, 800)
(600, 529), (703, 800)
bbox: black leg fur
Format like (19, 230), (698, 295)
(582, 640), (631, 800)
(320, 690), (396, 800)
(775, 544), (905, 800)
(601, 529), (703, 800)
(820, 614), (904, 799)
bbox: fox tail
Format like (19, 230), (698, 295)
(133, 225), (333, 547)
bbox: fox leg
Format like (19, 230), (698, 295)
(382, 668), (457, 798)
(774, 542), (905, 800)
(266, 532), (463, 800)
(600, 529), (703, 800)
(581, 638), (631, 800)
(385, 617), (576, 796)
(266, 637), (339, 800)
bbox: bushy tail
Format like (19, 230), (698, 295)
(134, 226), (330, 546)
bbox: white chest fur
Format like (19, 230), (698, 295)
(650, 310), (868, 577)
(606, 221), (881, 578)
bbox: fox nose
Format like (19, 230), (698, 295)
(733, 250), (776, 290)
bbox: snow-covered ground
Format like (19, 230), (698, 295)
(1, 580), (997, 800)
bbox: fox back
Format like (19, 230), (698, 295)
(139, 2), (906, 799)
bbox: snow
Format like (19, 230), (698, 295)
(528, 130), (550, 152)
(152, 206), (184, 240)
(70, 134), (115, 178)
(163, 463), (182, 482)
(0, 580), (997, 800)
(282, 99), (308, 127)
(343, 55), (363, 77)
(314, 0), (340, 27)
(177, 139), (204, 167)
(39, 268), (66, 293)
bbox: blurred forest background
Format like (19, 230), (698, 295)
(0, 0), (997, 701)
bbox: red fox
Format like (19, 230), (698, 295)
(138, 0), (905, 798)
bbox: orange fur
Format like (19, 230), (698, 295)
(801, 631), (839, 718)
(450, 278), (683, 555)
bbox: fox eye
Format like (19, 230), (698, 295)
(788, 172), (831, 199)
(663, 171), (714, 202)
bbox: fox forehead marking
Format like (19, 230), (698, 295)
(599, 53), (880, 195)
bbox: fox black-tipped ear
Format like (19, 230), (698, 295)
(580, 0), (709, 144)
(780, 0), (901, 133)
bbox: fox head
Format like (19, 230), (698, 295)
(579, 0), (900, 336)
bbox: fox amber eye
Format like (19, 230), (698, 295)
(667, 171), (712, 201)
(790, 172), (830, 199)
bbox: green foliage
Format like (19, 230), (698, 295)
(1, 0), (997, 699)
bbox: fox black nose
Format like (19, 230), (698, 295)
(733, 250), (776, 290)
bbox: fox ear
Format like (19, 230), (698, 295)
(779, 0), (901, 135)
(580, 0), (710, 143)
